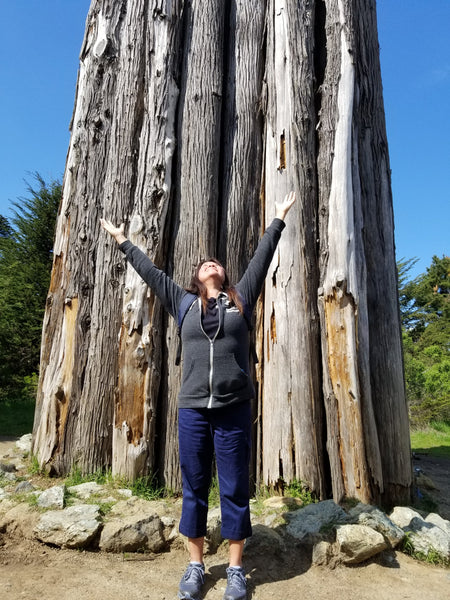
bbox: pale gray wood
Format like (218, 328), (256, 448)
(261, 0), (326, 498)
(317, 0), (410, 503)
(33, 0), (183, 478)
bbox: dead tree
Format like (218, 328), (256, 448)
(33, 0), (412, 506)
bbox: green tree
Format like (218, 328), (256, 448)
(397, 257), (424, 331)
(399, 255), (450, 425)
(0, 215), (12, 238)
(0, 174), (61, 398)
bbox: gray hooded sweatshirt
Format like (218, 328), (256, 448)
(119, 218), (285, 409)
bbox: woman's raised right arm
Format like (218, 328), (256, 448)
(100, 219), (185, 319)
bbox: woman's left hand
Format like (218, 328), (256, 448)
(275, 191), (296, 220)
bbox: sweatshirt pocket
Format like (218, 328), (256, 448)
(213, 353), (249, 396)
(181, 355), (209, 397)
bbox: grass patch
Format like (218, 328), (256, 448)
(63, 464), (167, 502)
(410, 421), (450, 458)
(0, 398), (35, 437)
(250, 478), (316, 518)
(64, 465), (116, 487)
(284, 479), (317, 505)
(130, 474), (166, 501)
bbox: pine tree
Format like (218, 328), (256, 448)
(0, 175), (60, 397)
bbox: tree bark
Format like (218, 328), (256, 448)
(33, 0), (412, 506)
(33, 0), (183, 478)
(261, 0), (326, 497)
(157, 0), (226, 490)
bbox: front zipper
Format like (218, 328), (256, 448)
(199, 295), (224, 409)
(207, 339), (214, 409)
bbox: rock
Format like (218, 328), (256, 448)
(117, 488), (133, 498)
(312, 540), (334, 566)
(390, 506), (450, 559)
(244, 524), (286, 556)
(348, 503), (405, 548)
(0, 462), (17, 473)
(426, 513), (450, 536)
(3, 472), (17, 482)
(0, 503), (41, 539)
(36, 485), (65, 509)
(285, 500), (348, 543)
(67, 482), (104, 500)
(389, 506), (423, 529)
(0, 499), (15, 517)
(14, 481), (35, 494)
(336, 524), (388, 564)
(34, 504), (102, 549)
(262, 511), (286, 528)
(161, 515), (178, 542)
(100, 514), (164, 553)
(99, 499), (165, 553)
(15, 434), (32, 455)
(205, 507), (222, 554)
(263, 496), (303, 510)
(0, 488), (9, 500)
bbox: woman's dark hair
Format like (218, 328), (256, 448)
(186, 257), (243, 314)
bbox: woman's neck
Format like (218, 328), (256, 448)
(204, 283), (222, 299)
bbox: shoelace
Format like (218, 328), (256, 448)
(226, 568), (246, 591)
(182, 564), (205, 585)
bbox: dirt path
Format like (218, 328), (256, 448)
(1, 438), (449, 600)
(1, 535), (449, 600)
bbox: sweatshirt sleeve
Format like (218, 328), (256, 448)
(235, 218), (286, 310)
(119, 240), (185, 319)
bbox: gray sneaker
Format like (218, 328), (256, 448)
(223, 566), (247, 600)
(178, 562), (205, 600)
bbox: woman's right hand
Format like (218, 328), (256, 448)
(100, 219), (127, 244)
(275, 191), (296, 220)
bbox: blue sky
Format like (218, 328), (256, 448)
(0, 1), (448, 280)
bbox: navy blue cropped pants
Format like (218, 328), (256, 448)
(178, 402), (252, 541)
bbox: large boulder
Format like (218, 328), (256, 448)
(285, 500), (348, 543)
(34, 504), (102, 549)
(348, 503), (405, 548)
(335, 524), (388, 564)
(99, 498), (166, 553)
(0, 502), (41, 539)
(390, 506), (450, 559)
(244, 523), (286, 556)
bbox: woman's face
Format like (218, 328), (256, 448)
(197, 260), (226, 286)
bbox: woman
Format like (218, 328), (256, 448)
(100, 191), (295, 600)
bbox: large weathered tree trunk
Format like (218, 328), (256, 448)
(33, 0), (412, 506)
(260, 0), (326, 498)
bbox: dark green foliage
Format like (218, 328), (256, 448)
(0, 174), (61, 402)
(0, 397), (35, 436)
(398, 255), (450, 426)
(0, 215), (13, 238)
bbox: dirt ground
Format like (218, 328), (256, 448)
(1, 438), (449, 600)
